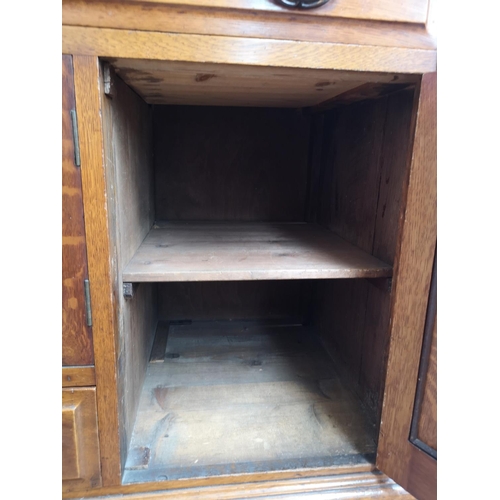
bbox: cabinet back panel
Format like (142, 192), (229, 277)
(153, 106), (310, 221)
(158, 281), (308, 323)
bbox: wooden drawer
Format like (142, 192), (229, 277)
(62, 388), (102, 492)
(125, 0), (429, 25)
(63, 1), (437, 61)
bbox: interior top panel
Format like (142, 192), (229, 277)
(107, 58), (418, 108)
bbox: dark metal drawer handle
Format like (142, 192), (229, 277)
(275, 0), (330, 8)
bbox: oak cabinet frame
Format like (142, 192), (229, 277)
(62, 6), (436, 498)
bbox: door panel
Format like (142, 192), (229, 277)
(376, 73), (437, 500)
(62, 54), (94, 365)
(62, 388), (102, 491)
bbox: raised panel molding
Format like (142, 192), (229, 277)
(62, 388), (102, 492)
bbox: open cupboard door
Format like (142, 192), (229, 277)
(376, 73), (437, 500)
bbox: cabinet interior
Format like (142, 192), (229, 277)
(100, 58), (417, 484)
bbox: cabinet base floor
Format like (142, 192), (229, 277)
(123, 321), (376, 484)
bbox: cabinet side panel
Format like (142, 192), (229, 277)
(101, 70), (157, 470)
(62, 54), (94, 366)
(314, 98), (386, 413)
(118, 283), (157, 463)
(321, 98), (387, 249)
(153, 106), (310, 222)
(359, 89), (416, 419)
(314, 90), (415, 419)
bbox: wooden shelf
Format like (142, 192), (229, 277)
(122, 222), (392, 282)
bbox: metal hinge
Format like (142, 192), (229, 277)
(103, 63), (115, 98)
(84, 279), (93, 327)
(70, 109), (81, 167)
(123, 282), (139, 299)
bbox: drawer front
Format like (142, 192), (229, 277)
(128, 0), (429, 24)
(62, 388), (102, 492)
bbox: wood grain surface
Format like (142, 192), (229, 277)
(416, 317), (437, 452)
(117, 0), (429, 24)
(63, 0), (436, 50)
(61, 12), (436, 496)
(360, 89), (417, 420)
(102, 71), (154, 269)
(122, 223), (393, 282)
(149, 322), (170, 363)
(62, 54), (94, 366)
(376, 73), (437, 500)
(411, 255), (437, 455)
(62, 366), (96, 387)
(73, 56), (121, 486)
(100, 68), (157, 471)
(158, 281), (306, 323)
(123, 321), (376, 484)
(62, 388), (102, 492)
(63, 467), (412, 499)
(312, 82), (414, 112)
(62, 27), (437, 75)
(314, 89), (415, 421)
(322, 99), (386, 249)
(110, 60), (416, 108)
(153, 106), (309, 221)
